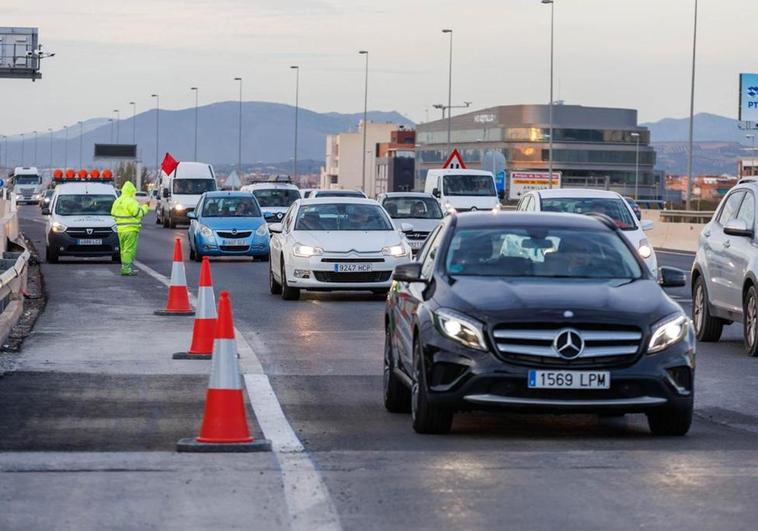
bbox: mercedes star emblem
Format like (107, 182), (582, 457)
(553, 328), (585, 359)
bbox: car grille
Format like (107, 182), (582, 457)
(217, 231), (252, 238)
(404, 231), (430, 241)
(66, 227), (114, 237)
(492, 323), (643, 368)
(313, 271), (392, 283)
(21, 190), (33, 198)
(220, 245), (250, 252)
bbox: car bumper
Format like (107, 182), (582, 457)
(286, 253), (408, 290)
(418, 330), (695, 414)
(47, 232), (119, 257)
(195, 234), (270, 257)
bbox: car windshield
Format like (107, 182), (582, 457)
(295, 203), (394, 231)
(44, 190), (55, 197)
(383, 197), (443, 219)
(15, 175), (40, 185)
(253, 189), (300, 207)
(173, 179), (216, 195)
(541, 197), (638, 230)
(445, 227), (642, 279)
(315, 191), (364, 198)
(443, 175), (496, 196)
(55, 194), (115, 216)
(202, 196), (261, 217)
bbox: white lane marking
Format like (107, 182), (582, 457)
(134, 258), (341, 531)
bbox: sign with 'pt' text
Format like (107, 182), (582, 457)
(739, 73), (758, 122)
(508, 171), (561, 200)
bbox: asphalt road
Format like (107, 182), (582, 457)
(3, 206), (758, 530)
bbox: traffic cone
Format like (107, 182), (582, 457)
(177, 291), (271, 452)
(173, 257), (215, 360)
(154, 238), (195, 316)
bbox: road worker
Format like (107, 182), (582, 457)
(110, 181), (149, 276)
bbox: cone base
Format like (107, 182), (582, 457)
(154, 309), (195, 316)
(172, 352), (212, 360)
(176, 437), (271, 453)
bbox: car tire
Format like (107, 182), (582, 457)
(162, 211), (169, 228)
(646, 402), (693, 436)
(189, 242), (197, 261)
(411, 338), (453, 434)
(280, 260), (300, 300)
(744, 285), (758, 357)
(168, 213), (177, 229)
(692, 276), (724, 342)
(384, 328), (411, 413)
(269, 260), (282, 295)
(259, 254), (270, 262)
(155, 211), (161, 224)
(46, 245), (58, 264)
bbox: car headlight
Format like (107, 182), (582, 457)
(293, 244), (324, 258)
(51, 222), (67, 233)
(198, 224), (214, 238)
(382, 244), (409, 258)
(638, 238), (652, 259)
(110, 224), (117, 232)
(255, 224), (269, 237)
(433, 308), (488, 351)
(648, 314), (689, 354)
(174, 203), (185, 212)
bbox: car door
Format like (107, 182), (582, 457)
(706, 190), (746, 309)
(721, 191), (756, 312)
(270, 206), (292, 277)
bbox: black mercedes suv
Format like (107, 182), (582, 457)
(384, 211), (694, 435)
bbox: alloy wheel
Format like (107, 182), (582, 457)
(747, 292), (757, 349)
(693, 284), (704, 333)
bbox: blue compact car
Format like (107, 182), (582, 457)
(187, 191), (270, 261)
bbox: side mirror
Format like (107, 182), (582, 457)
(723, 218), (754, 238)
(400, 223), (414, 233)
(659, 266), (687, 288)
(392, 262), (424, 283)
(162, 189), (169, 199)
(432, 188), (440, 198)
(187, 212), (196, 220)
(269, 223), (283, 234)
(641, 219), (654, 232)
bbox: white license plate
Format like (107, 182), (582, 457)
(528, 370), (610, 389)
(77, 239), (103, 246)
(408, 240), (424, 249)
(334, 263), (373, 273)
(223, 239), (248, 246)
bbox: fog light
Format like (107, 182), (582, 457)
(294, 269), (311, 279)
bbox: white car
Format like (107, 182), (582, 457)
(268, 197), (412, 300)
(376, 192), (443, 254)
(516, 188), (657, 275)
(240, 182), (301, 224)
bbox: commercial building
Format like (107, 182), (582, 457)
(320, 121), (399, 193)
(375, 128), (416, 195)
(416, 104), (658, 199)
(738, 158), (758, 178)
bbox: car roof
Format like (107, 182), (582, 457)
(299, 197), (379, 206)
(535, 188), (621, 199)
(454, 211), (615, 231)
(202, 190), (253, 197)
(246, 182), (298, 190)
(379, 192), (435, 199)
(54, 183), (116, 195)
(426, 169), (493, 176)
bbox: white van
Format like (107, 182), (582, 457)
(424, 169), (499, 213)
(12, 166), (44, 204)
(240, 182), (301, 223)
(157, 162), (217, 228)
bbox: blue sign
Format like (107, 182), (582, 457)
(740, 73), (758, 122)
(0, 179), (4, 189)
(495, 170), (506, 194)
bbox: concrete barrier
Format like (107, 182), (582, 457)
(643, 210), (706, 253)
(0, 197), (30, 346)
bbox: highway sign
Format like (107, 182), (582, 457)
(739, 73), (758, 122)
(0, 27), (42, 80)
(508, 171), (561, 200)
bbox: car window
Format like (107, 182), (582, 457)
(736, 193), (755, 230)
(55, 194), (115, 216)
(541, 197), (637, 230)
(421, 228), (445, 278)
(282, 205), (296, 232)
(253, 188), (300, 208)
(173, 179), (216, 195)
(202, 196), (261, 217)
(294, 203), (393, 231)
(417, 225), (442, 264)
(717, 191), (746, 226)
(382, 197), (443, 219)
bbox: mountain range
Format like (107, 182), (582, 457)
(1, 102), (413, 170)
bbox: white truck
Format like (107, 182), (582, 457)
(424, 169), (499, 213)
(157, 162), (218, 228)
(11, 166), (44, 204)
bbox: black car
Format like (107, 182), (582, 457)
(384, 212), (693, 435)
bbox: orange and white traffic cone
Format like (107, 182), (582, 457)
(177, 291), (271, 452)
(173, 257), (216, 359)
(154, 238), (195, 316)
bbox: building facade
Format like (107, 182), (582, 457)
(375, 128), (416, 195)
(416, 104), (658, 199)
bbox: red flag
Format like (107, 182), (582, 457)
(161, 153), (179, 175)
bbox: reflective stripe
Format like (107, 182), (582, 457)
(170, 260), (187, 287)
(208, 338), (241, 389)
(196, 286), (217, 319)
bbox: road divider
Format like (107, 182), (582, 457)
(172, 256), (216, 360)
(0, 198), (31, 347)
(154, 237), (195, 316)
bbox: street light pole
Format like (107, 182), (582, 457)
(191, 87), (199, 160)
(234, 77), (243, 172)
(442, 29), (453, 153)
(686, 0), (698, 210)
(359, 51), (369, 193)
(78, 121), (83, 167)
(541, 0), (555, 189)
(151, 94), (160, 171)
(631, 132), (640, 199)
(290, 66), (300, 180)
(130, 101), (136, 144)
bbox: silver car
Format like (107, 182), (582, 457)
(692, 182), (758, 355)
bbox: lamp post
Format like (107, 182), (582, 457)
(631, 132), (640, 199)
(290, 66), (300, 180)
(130, 101), (136, 144)
(442, 29), (453, 153)
(151, 94), (160, 171)
(234, 77), (243, 172)
(541, 0), (555, 188)
(78, 121), (84, 167)
(191, 87), (199, 160)
(113, 109), (120, 143)
(358, 51), (369, 193)
(33, 131), (38, 167)
(48, 129), (53, 169)
(686, 0), (698, 210)
(748, 134), (756, 177)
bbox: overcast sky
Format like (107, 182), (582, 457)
(2, 0), (754, 135)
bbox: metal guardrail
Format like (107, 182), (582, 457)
(659, 210), (714, 223)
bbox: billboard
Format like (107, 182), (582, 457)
(0, 27), (40, 80)
(739, 73), (758, 122)
(94, 144), (138, 159)
(508, 171), (561, 201)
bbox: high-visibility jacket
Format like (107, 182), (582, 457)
(111, 181), (149, 234)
